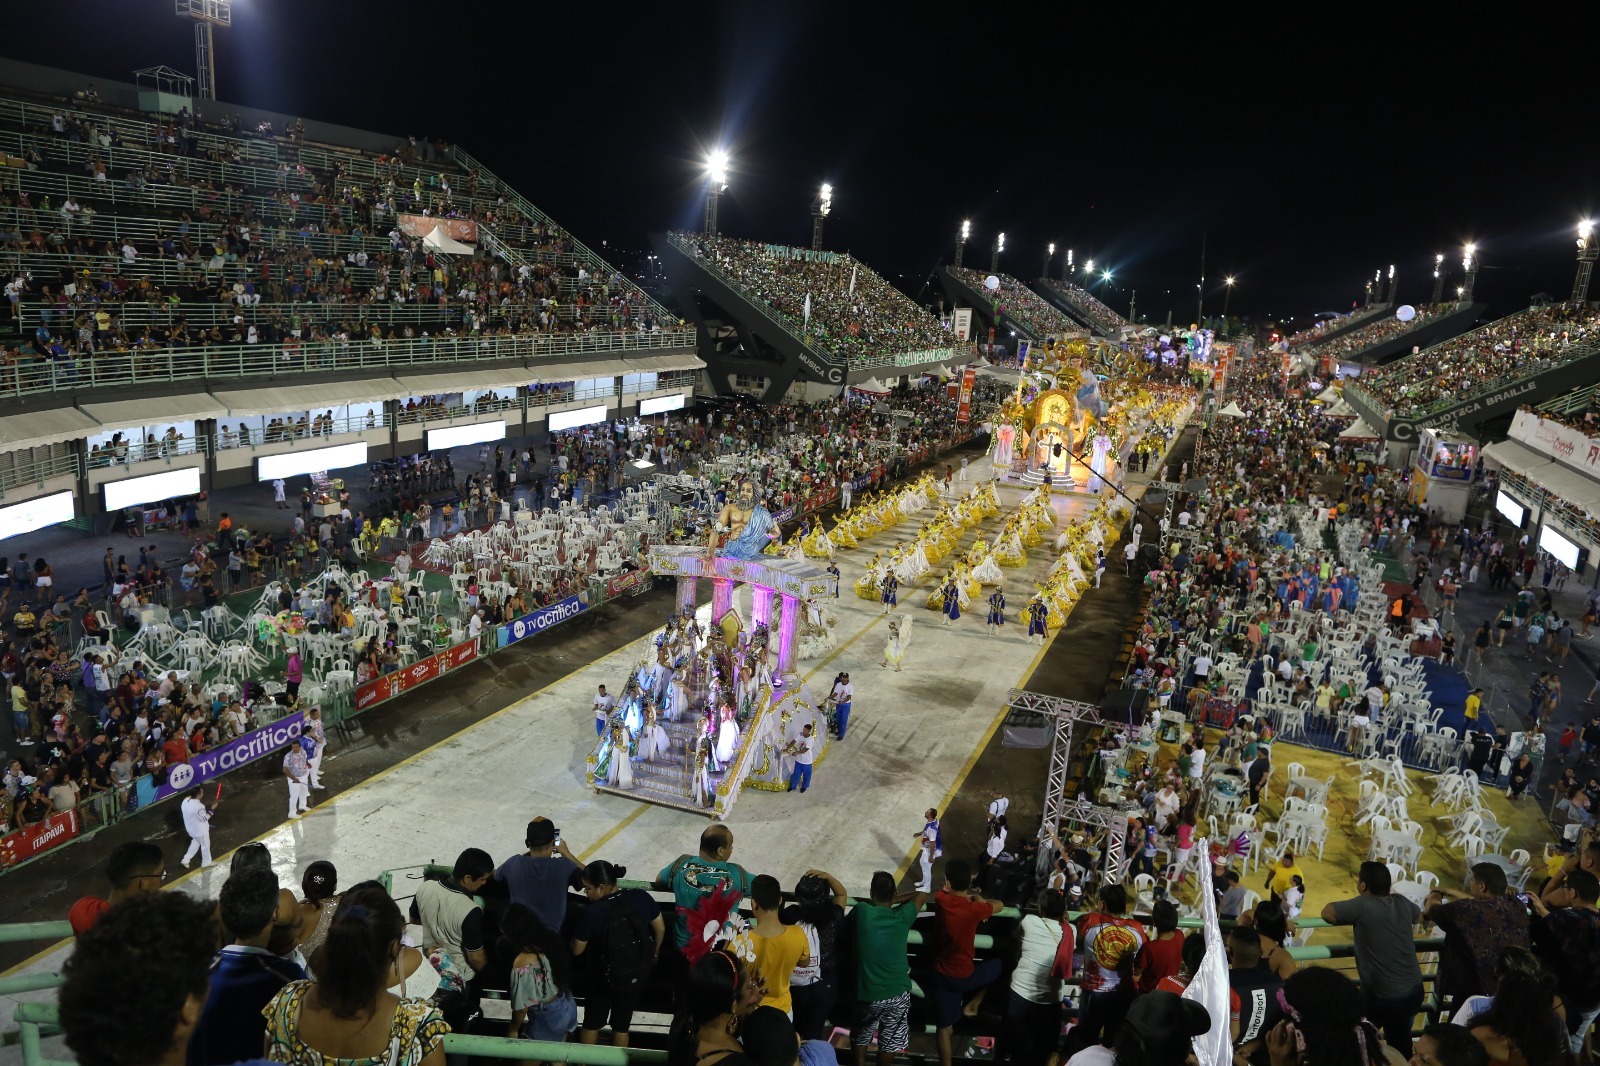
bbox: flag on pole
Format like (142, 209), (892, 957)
(848, 265), (857, 296)
(803, 293), (811, 326)
(1183, 837), (1232, 1066)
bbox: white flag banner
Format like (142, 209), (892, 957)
(1183, 837), (1232, 1066)
(804, 293), (811, 326)
(848, 265), (857, 295)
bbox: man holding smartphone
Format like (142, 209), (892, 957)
(495, 816), (587, 935)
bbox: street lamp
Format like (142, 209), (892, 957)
(955, 219), (971, 269)
(811, 182), (832, 250)
(1574, 220), (1597, 305)
(1043, 242), (1054, 280)
(1461, 242), (1478, 302)
(703, 149), (729, 235)
(991, 231), (1005, 273)
(1432, 253), (1445, 305)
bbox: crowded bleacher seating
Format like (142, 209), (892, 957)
(947, 267), (1081, 340)
(670, 232), (960, 366)
(1312, 303), (1451, 360)
(1283, 306), (1388, 349)
(1351, 304), (1600, 418)
(1036, 278), (1131, 336)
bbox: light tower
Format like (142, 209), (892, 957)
(1575, 220), (1597, 305)
(1386, 264), (1396, 304)
(1461, 242), (1478, 302)
(811, 182), (832, 251)
(1432, 253), (1445, 305)
(1222, 276), (1235, 323)
(703, 150), (729, 235)
(991, 232), (1005, 273)
(1043, 242), (1054, 280)
(954, 219), (971, 269)
(1064, 248), (1073, 284)
(175, 0), (231, 101)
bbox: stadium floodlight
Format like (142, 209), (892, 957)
(703, 149), (730, 235)
(990, 231), (1005, 272)
(955, 220), (971, 268)
(1575, 220), (1598, 304)
(1064, 248), (1073, 283)
(1101, 269), (1112, 283)
(811, 182), (833, 250)
(1432, 252), (1445, 304)
(1223, 276), (1236, 320)
(1044, 242), (1055, 279)
(1461, 242), (1479, 301)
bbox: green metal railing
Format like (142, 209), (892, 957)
(0, 453), (79, 498)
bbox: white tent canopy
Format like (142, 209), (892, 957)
(1339, 417), (1379, 441)
(851, 377), (890, 394)
(423, 227), (475, 254)
(1216, 401), (1248, 419)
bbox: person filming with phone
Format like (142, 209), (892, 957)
(495, 817), (588, 937)
(1422, 862), (1531, 1006)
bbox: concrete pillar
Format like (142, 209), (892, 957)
(751, 585), (775, 629)
(675, 575), (697, 615)
(711, 577), (734, 622)
(776, 594), (801, 677)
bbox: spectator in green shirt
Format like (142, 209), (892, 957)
(852, 871), (925, 1066)
(655, 825), (753, 959)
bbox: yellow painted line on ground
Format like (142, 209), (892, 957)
(579, 805), (650, 862)
(892, 629), (1059, 885)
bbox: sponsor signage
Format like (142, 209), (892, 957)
(0, 809), (82, 868)
(957, 367), (977, 426)
(351, 638), (481, 715)
(605, 570), (653, 598)
(1511, 409), (1600, 476)
(150, 711), (306, 803)
(500, 594), (589, 647)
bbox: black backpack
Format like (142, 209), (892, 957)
(600, 893), (656, 992)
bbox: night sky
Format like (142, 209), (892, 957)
(12, 3), (1594, 327)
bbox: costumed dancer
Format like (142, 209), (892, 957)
(881, 613), (912, 671)
(987, 587), (1006, 633)
(1026, 595), (1049, 645)
(880, 570), (899, 615)
(940, 578), (961, 627)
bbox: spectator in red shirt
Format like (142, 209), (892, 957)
(1137, 899), (1185, 992)
(67, 840), (165, 936)
(162, 732), (190, 766)
(929, 859), (1004, 1066)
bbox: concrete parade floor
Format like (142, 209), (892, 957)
(0, 453), (1118, 1026)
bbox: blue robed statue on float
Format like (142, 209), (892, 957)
(713, 476), (779, 560)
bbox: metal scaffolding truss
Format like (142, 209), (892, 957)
(1007, 689), (1125, 880)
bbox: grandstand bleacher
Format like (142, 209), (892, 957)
(1034, 277), (1133, 337)
(941, 266), (1085, 342)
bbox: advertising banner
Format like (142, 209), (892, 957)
(0, 809), (82, 867)
(397, 214), (479, 243)
(443, 639), (479, 671)
(957, 367), (977, 425)
(394, 655), (441, 694)
(1511, 409), (1600, 475)
(150, 711), (306, 803)
(499, 594), (589, 648)
(605, 570), (653, 598)
(354, 674), (396, 713)
(953, 307), (973, 341)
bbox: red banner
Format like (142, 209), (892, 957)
(443, 639), (478, 670)
(397, 214), (479, 243)
(0, 809), (82, 867)
(395, 655), (440, 693)
(604, 570), (653, 599)
(353, 674), (395, 712)
(957, 367), (976, 425)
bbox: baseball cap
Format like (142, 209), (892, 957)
(1122, 991), (1211, 1055)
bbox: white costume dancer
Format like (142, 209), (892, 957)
(881, 613), (913, 671)
(972, 551), (1005, 586)
(715, 706), (739, 765)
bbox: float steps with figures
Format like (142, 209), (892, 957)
(593, 714), (753, 818)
